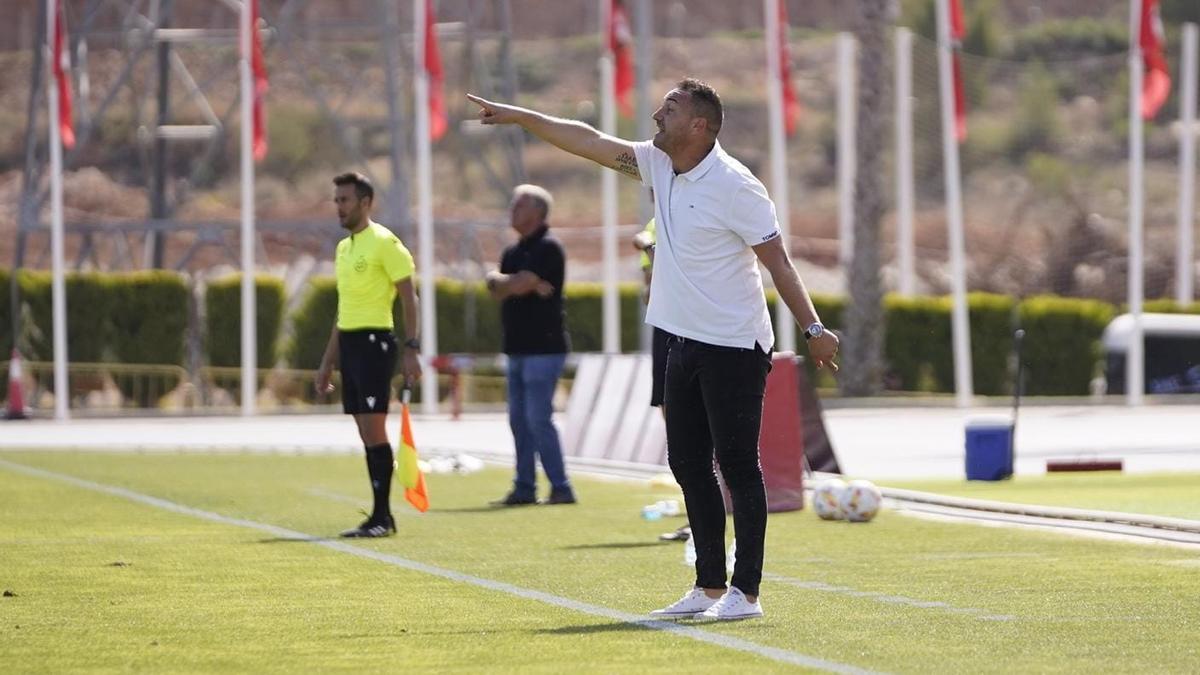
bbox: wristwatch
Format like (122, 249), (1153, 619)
(803, 323), (825, 341)
(403, 337), (421, 350)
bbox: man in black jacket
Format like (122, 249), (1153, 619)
(486, 184), (576, 507)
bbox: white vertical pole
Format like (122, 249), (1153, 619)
(836, 32), (856, 269)
(416, 0), (439, 413)
(600, 0), (619, 354)
(1177, 23), (1198, 305)
(634, 0), (654, 225)
(935, 0), (973, 407)
(1128, 0), (1145, 405)
(47, 0), (68, 421)
(895, 26), (916, 296)
(765, 0), (795, 352)
(239, 0), (257, 416)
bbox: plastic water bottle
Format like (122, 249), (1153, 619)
(641, 504), (663, 521)
(658, 499), (681, 517)
(726, 538), (737, 574)
(683, 534), (697, 565)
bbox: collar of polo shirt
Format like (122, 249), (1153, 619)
(675, 141), (722, 182)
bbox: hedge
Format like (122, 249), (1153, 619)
(205, 274), (286, 368)
(1018, 295), (1116, 395)
(2, 267), (1154, 397)
(287, 277), (647, 369)
(10, 271), (117, 365)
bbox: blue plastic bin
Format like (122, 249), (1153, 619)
(964, 416), (1013, 481)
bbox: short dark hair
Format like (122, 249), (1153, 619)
(332, 172), (374, 202)
(677, 78), (723, 136)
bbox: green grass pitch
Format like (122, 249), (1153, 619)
(1, 451), (1198, 673)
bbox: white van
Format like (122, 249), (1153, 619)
(1102, 313), (1200, 394)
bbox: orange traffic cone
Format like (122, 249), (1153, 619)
(6, 348), (29, 420)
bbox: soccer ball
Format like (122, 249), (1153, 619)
(811, 478), (848, 520)
(839, 479), (883, 522)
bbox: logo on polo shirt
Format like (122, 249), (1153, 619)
(761, 231), (780, 243)
(354, 256), (367, 272)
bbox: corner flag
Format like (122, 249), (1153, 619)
(397, 389), (429, 512)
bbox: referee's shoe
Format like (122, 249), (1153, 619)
(340, 514), (397, 538)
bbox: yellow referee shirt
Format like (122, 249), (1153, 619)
(335, 221), (415, 330)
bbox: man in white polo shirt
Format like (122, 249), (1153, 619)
(467, 78), (839, 621)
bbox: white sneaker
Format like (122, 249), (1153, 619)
(694, 587), (763, 621)
(649, 587), (720, 618)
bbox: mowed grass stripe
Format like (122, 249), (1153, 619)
(0, 458), (877, 675)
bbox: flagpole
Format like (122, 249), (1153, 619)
(239, 0), (257, 416)
(895, 26), (915, 296)
(936, 0), (973, 408)
(600, 0), (619, 354)
(1127, 0), (1145, 405)
(765, 0), (794, 352)
(46, 0), (68, 421)
(836, 32), (856, 271)
(1177, 23), (1197, 305)
(416, 0), (439, 413)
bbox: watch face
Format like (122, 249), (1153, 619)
(806, 324), (824, 339)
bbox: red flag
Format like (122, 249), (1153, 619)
(1140, 0), (1171, 120)
(778, 0), (801, 135)
(949, 0), (967, 143)
(249, 0), (268, 161)
(52, 0), (75, 149)
(607, 0), (634, 118)
(425, 0), (447, 140)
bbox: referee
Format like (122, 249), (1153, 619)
(316, 172), (422, 538)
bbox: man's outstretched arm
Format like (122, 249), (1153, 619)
(467, 94), (641, 181)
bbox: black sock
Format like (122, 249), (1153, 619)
(365, 443), (394, 522)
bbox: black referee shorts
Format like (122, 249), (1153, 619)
(338, 329), (398, 415)
(650, 327), (672, 408)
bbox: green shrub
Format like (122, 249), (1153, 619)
(884, 294), (949, 391)
(1007, 64), (1063, 162)
(1018, 295), (1115, 395)
(205, 274), (285, 368)
(561, 282), (644, 353)
(929, 293), (1016, 395)
(1143, 299), (1200, 315)
(12, 270), (116, 365)
(288, 277), (338, 370)
(1008, 18), (1126, 61)
(432, 279), (501, 353)
(289, 276), (650, 367)
(110, 271), (189, 366)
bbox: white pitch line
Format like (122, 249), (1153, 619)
(0, 459), (880, 675)
(763, 574), (1014, 622)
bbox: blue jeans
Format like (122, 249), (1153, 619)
(506, 353), (570, 498)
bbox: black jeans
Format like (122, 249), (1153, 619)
(664, 335), (772, 597)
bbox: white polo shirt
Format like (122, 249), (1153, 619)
(633, 139), (779, 350)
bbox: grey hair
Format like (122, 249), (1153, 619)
(513, 183), (554, 218)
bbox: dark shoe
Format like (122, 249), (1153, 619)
(339, 514), (396, 538)
(490, 491), (537, 507)
(659, 525), (691, 542)
(540, 489), (577, 505)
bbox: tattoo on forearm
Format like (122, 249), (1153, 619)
(614, 152), (639, 178)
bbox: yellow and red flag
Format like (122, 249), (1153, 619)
(397, 394), (429, 512)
